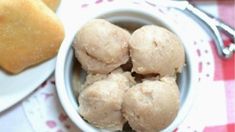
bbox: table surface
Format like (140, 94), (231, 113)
(0, 0), (234, 132)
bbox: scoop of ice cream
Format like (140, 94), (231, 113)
(122, 77), (179, 132)
(82, 73), (108, 88)
(82, 69), (136, 92)
(73, 19), (130, 74)
(78, 70), (135, 130)
(107, 69), (136, 89)
(129, 25), (185, 76)
(79, 80), (125, 130)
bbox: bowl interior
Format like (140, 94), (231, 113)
(62, 9), (191, 131)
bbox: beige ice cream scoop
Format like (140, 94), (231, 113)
(122, 77), (180, 132)
(73, 19), (130, 74)
(78, 70), (135, 131)
(129, 25), (185, 76)
(80, 69), (135, 94)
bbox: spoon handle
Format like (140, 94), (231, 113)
(185, 3), (235, 58)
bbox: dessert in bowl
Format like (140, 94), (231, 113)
(56, 1), (199, 132)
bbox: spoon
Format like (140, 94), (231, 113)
(154, 0), (235, 59)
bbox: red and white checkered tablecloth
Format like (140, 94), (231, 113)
(0, 0), (234, 132)
(183, 0), (234, 131)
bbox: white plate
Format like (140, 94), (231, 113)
(0, 57), (56, 112)
(0, 1), (67, 113)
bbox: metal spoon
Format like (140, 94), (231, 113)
(155, 0), (235, 58)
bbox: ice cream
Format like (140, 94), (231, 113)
(78, 70), (135, 130)
(122, 77), (180, 132)
(73, 19), (130, 74)
(129, 25), (185, 76)
(74, 20), (185, 132)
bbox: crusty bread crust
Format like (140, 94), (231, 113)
(42, 0), (61, 11)
(0, 0), (64, 74)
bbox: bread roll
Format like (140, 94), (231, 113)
(0, 0), (64, 74)
(42, 0), (61, 11)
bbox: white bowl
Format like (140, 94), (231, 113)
(56, 1), (199, 132)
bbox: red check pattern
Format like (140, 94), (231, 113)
(178, 0), (235, 132)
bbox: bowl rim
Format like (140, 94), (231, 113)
(56, 1), (200, 132)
